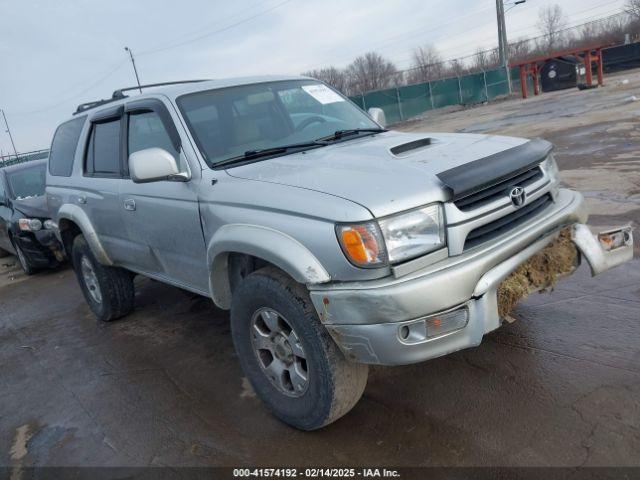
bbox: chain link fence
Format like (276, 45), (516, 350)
(349, 66), (533, 124)
(0, 149), (49, 168)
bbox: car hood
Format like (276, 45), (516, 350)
(225, 131), (529, 218)
(12, 195), (49, 218)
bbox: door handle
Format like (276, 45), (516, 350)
(123, 199), (136, 211)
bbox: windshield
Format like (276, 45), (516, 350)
(177, 80), (380, 166)
(6, 163), (46, 199)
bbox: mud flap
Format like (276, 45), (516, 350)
(572, 224), (634, 276)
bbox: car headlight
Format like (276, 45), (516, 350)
(337, 204), (446, 268)
(18, 218), (42, 231)
(378, 204), (445, 263)
(541, 154), (560, 183)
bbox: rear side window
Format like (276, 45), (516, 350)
(86, 119), (121, 176)
(49, 116), (86, 176)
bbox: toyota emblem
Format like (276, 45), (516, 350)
(509, 186), (526, 207)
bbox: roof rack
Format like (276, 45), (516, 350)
(111, 79), (209, 99)
(74, 79), (210, 115)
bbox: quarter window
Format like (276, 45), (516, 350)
(49, 116), (86, 177)
(86, 119), (121, 176)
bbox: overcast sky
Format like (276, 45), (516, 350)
(0, 0), (627, 153)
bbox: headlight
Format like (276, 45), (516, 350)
(378, 204), (445, 263)
(541, 155), (560, 182)
(336, 222), (387, 268)
(18, 218), (42, 231)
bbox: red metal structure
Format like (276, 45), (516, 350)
(512, 44), (610, 99)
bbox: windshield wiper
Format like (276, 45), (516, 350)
(214, 141), (327, 168)
(317, 128), (387, 143)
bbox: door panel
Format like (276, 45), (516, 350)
(119, 107), (208, 291)
(119, 179), (208, 291)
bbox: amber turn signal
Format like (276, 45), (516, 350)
(336, 222), (387, 268)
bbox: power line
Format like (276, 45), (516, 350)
(388, 3), (626, 71)
(137, 0), (275, 52)
(305, 0), (627, 73)
(374, 9), (628, 84)
(4, 1), (293, 118)
(8, 60), (127, 116)
(138, 0), (294, 56)
(300, 1), (498, 72)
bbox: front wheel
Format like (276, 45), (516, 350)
(12, 241), (36, 275)
(231, 266), (368, 430)
(71, 235), (135, 322)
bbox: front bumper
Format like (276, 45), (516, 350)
(309, 189), (633, 365)
(14, 230), (64, 268)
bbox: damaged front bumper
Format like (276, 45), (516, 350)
(309, 189), (634, 366)
(14, 230), (65, 268)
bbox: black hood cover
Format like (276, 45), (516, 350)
(436, 138), (553, 201)
(13, 195), (49, 219)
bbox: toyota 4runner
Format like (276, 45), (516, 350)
(46, 76), (634, 430)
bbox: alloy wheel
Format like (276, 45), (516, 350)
(80, 255), (103, 304)
(250, 307), (309, 397)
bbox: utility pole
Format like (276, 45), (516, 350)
(1, 109), (18, 159)
(496, 0), (511, 94)
(496, 0), (525, 95)
(124, 46), (143, 93)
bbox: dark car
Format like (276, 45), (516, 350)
(0, 160), (64, 274)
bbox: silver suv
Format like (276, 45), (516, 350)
(46, 76), (633, 430)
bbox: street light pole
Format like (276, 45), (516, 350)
(124, 46), (143, 94)
(1, 109), (19, 159)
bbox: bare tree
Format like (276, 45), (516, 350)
(301, 67), (348, 93)
(448, 59), (465, 77)
(627, 0), (640, 19)
(407, 45), (444, 83)
(345, 52), (398, 94)
(537, 4), (568, 53)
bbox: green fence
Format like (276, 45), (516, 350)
(349, 67), (513, 123)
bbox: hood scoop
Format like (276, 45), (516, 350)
(389, 137), (433, 157)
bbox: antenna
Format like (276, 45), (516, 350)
(1, 109), (19, 159)
(124, 46), (143, 94)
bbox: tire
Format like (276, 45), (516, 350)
(231, 266), (368, 430)
(71, 235), (135, 322)
(12, 241), (36, 275)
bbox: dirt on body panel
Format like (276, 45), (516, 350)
(497, 228), (579, 318)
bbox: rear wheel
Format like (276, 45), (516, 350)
(71, 235), (135, 322)
(231, 266), (368, 430)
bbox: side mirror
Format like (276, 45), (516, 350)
(367, 107), (387, 128)
(128, 148), (188, 184)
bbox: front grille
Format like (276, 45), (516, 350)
(454, 165), (543, 211)
(464, 194), (553, 250)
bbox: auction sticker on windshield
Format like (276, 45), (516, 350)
(302, 84), (344, 104)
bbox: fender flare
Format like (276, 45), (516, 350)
(57, 204), (114, 266)
(208, 224), (331, 309)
